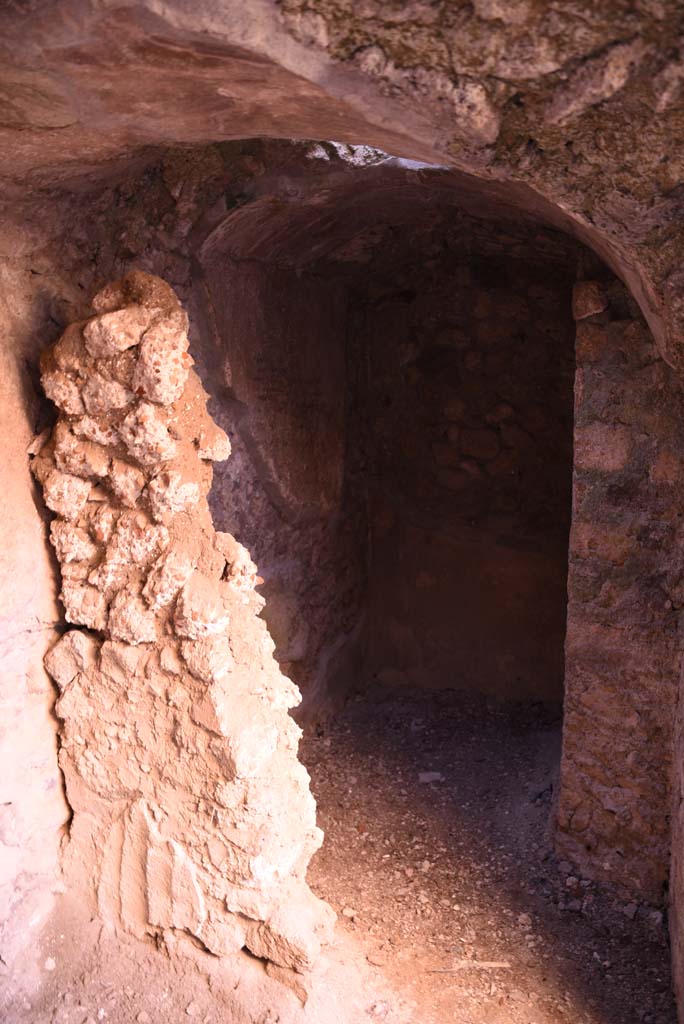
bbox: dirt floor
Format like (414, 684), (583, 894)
(4, 892), (411, 1024)
(300, 686), (676, 1024)
(4, 686), (675, 1024)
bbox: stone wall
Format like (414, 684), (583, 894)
(671, 680), (684, 1014)
(557, 277), (684, 904)
(0, 0), (682, 365)
(3, 133), (684, 1014)
(198, 257), (367, 716)
(0, 0), (681, 1011)
(355, 247), (575, 701)
(196, 168), (585, 712)
(32, 270), (334, 990)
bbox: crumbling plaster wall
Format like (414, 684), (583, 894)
(31, 267), (334, 990)
(0, 141), (391, 981)
(198, 259), (367, 716)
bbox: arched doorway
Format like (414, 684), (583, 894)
(195, 140), (680, 1023)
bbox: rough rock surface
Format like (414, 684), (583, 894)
(32, 271), (334, 984)
(302, 688), (676, 1024)
(558, 275), (684, 904)
(351, 220), (577, 702)
(1, 0), (684, 372)
(1, 114), (683, 1020)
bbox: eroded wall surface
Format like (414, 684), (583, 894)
(32, 270), (333, 988)
(671, 682), (684, 1013)
(558, 278), (684, 904)
(199, 258), (366, 716)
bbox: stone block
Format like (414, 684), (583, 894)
(50, 521), (99, 564)
(53, 426), (111, 480)
(42, 470), (92, 520)
(132, 318), (190, 405)
(574, 423), (631, 472)
(44, 630), (99, 690)
(119, 402), (177, 467)
(83, 305), (156, 358)
(41, 369), (84, 415)
(174, 574), (230, 639)
(109, 459), (146, 507)
(575, 321), (610, 362)
(147, 470), (200, 521)
(572, 281), (608, 321)
(60, 580), (108, 630)
(143, 546), (196, 609)
(180, 636), (233, 683)
(82, 373), (133, 414)
(197, 423), (231, 462)
(108, 587), (159, 645)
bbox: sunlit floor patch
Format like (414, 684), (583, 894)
(301, 686), (675, 1024)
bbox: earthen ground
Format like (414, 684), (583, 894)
(4, 685), (676, 1024)
(7, 895), (410, 1024)
(300, 687), (676, 1024)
